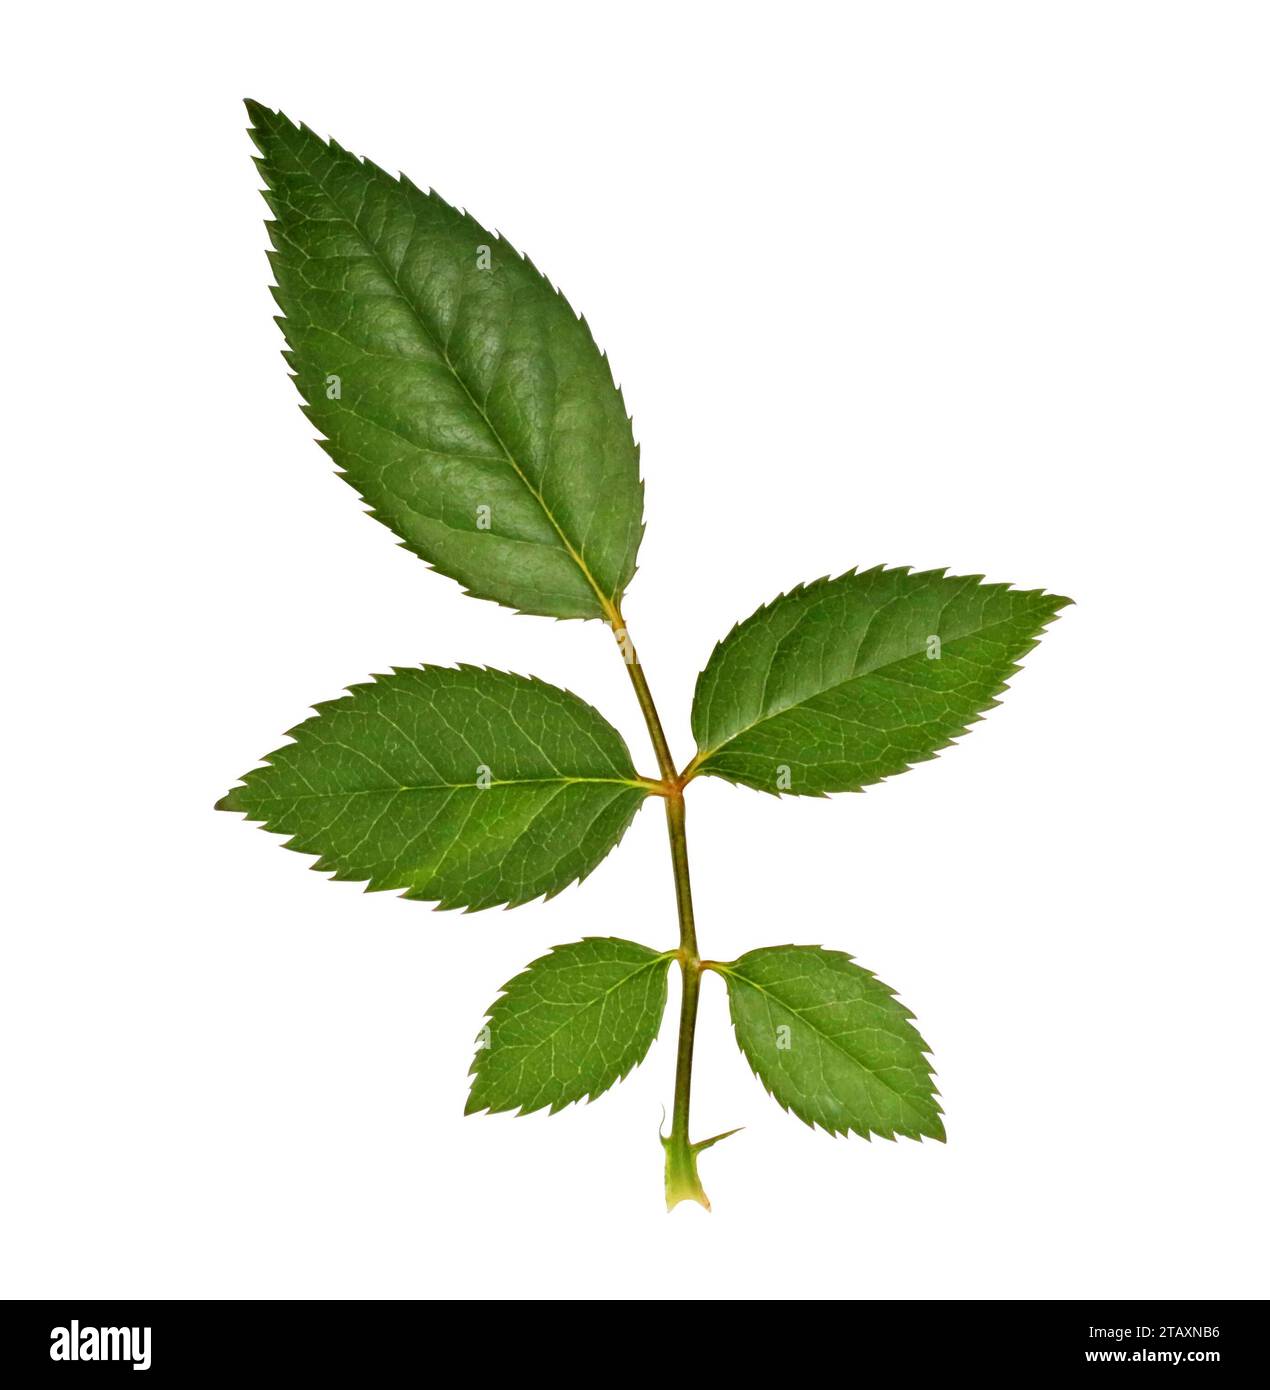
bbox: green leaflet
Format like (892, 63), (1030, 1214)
(216, 666), (649, 911)
(689, 566), (1070, 796)
(717, 946), (943, 1142)
(466, 938), (674, 1116)
(246, 101), (644, 620)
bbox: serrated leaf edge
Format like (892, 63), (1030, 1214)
(215, 664), (652, 913)
(465, 937), (676, 1117)
(244, 100), (645, 622)
(713, 944), (945, 1144)
(689, 565), (1071, 797)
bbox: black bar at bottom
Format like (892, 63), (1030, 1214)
(0, 1298), (1257, 1376)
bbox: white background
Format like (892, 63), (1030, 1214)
(3, 1), (1267, 1300)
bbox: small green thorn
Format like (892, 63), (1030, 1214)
(692, 1126), (743, 1154)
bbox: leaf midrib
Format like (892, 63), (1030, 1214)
(273, 117), (617, 616)
(240, 776), (649, 802)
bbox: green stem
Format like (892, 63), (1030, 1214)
(662, 792), (711, 1209)
(608, 605), (713, 1210)
(608, 605), (677, 786)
